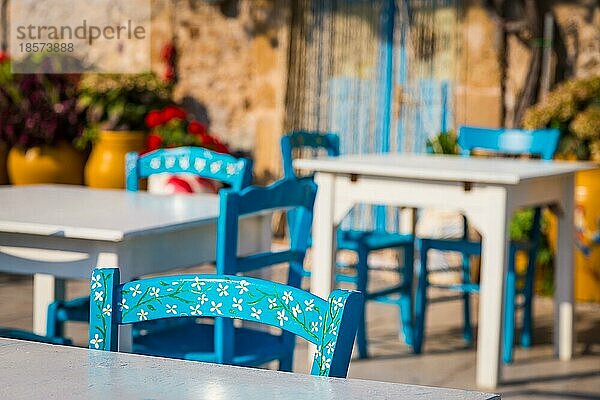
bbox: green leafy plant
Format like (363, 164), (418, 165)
(523, 75), (600, 161)
(76, 73), (172, 148)
(426, 131), (458, 155)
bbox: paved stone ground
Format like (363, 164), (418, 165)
(1, 272), (598, 399)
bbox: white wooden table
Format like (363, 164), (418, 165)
(0, 338), (499, 400)
(0, 185), (270, 346)
(295, 153), (593, 389)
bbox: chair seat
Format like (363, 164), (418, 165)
(338, 230), (413, 251)
(133, 320), (289, 367)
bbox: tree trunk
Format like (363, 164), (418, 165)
(513, 0), (543, 126)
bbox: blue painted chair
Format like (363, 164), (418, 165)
(46, 147), (253, 339)
(90, 179), (353, 373)
(88, 268), (362, 377)
(0, 327), (71, 345)
(414, 126), (560, 363)
(281, 130), (415, 358)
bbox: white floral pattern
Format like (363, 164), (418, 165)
(89, 334), (103, 349)
(129, 284), (142, 297)
(232, 297), (243, 311)
(166, 304), (178, 314)
(235, 280), (250, 294)
(250, 307), (262, 320)
(304, 299), (315, 311)
(91, 274), (102, 290)
(282, 291), (293, 305)
(217, 283), (229, 297)
(89, 271), (356, 377)
(190, 305), (202, 316)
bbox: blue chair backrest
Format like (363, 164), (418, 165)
(88, 268), (362, 377)
(125, 147), (253, 191)
(217, 178), (317, 281)
(457, 126), (560, 160)
(216, 178), (319, 365)
(281, 131), (340, 179)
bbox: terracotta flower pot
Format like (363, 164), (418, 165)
(85, 130), (145, 189)
(7, 141), (84, 185)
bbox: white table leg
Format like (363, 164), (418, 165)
(33, 274), (65, 335)
(555, 175), (575, 360)
(472, 188), (509, 390)
(308, 172), (338, 367)
(311, 172), (337, 298)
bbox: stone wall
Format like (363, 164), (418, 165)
(151, 0), (290, 181)
(455, 0), (600, 129)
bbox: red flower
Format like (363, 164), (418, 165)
(0, 52), (10, 63)
(145, 110), (164, 129)
(213, 142), (230, 154)
(162, 106), (186, 123)
(163, 66), (175, 83)
(160, 43), (175, 63)
(146, 133), (162, 151)
(188, 120), (207, 136)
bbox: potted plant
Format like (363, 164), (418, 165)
(523, 75), (600, 301)
(77, 73), (172, 188)
(0, 53), (86, 185)
(143, 105), (230, 194)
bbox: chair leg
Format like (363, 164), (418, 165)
(521, 207), (541, 349)
(413, 240), (429, 354)
(461, 252), (473, 344)
(279, 355), (294, 372)
(503, 246), (518, 364)
(355, 245), (369, 359)
(46, 301), (64, 338)
(399, 245), (414, 346)
(520, 252), (537, 349)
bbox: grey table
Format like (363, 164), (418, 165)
(0, 339), (499, 400)
(0, 185), (270, 345)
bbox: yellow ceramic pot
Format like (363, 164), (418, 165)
(85, 130), (145, 189)
(7, 141), (84, 185)
(547, 168), (600, 302)
(574, 169), (600, 302)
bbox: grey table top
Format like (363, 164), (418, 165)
(0, 339), (499, 400)
(0, 185), (220, 241)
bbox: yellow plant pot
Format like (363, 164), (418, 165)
(573, 169), (600, 302)
(85, 130), (145, 189)
(547, 168), (600, 302)
(7, 141), (84, 185)
(0, 141), (8, 185)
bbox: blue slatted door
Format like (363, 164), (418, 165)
(325, 0), (455, 233)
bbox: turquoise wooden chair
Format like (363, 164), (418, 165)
(90, 179), (359, 374)
(129, 178), (318, 368)
(88, 268), (362, 377)
(0, 327), (71, 345)
(46, 147), (253, 339)
(281, 130), (415, 358)
(414, 126), (560, 363)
